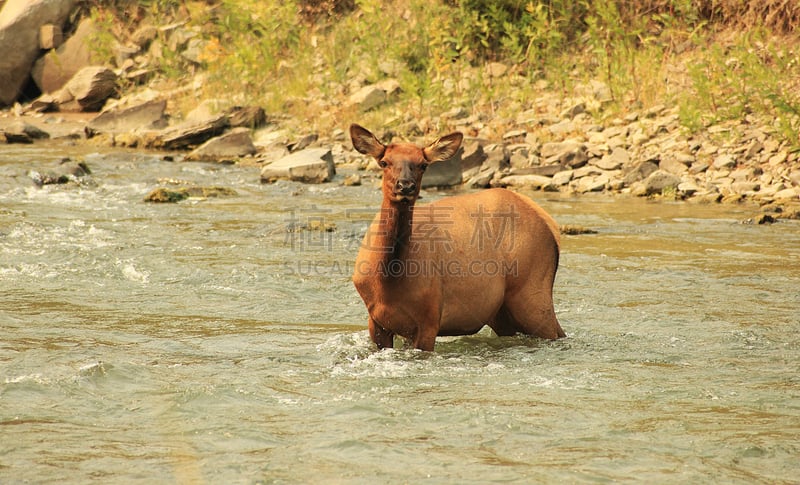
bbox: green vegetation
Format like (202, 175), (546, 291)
(87, 0), (800, 145)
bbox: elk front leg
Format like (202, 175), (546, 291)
(369, 317), (394, 350)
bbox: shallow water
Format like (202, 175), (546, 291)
(1, 144), (799, 484)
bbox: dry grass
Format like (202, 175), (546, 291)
(699, 0), (800, 32)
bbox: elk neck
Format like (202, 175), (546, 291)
(374, 196), (415, 267)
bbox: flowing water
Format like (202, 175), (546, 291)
(1, 144), (799, 484)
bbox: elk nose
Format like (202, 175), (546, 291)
(395, 179), (416, 195)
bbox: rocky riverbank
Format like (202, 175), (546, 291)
(3, 94), (800, 224)
(1, 0), (799, 223)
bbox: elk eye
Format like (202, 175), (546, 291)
(378, 160), (388, 168)
(420, 163), (429, 172)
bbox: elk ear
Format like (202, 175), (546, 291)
(350, 124), (386, 159)
(423, 132), (463, 163)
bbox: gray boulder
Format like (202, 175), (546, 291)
(186, 128), (257, 162)
(460, 140), (487, 171)
(59, 66), (117, 112)
(464, 167), (496, 188)
(0, 0), (77, 105)
(86, 99), (167, 135)
(2, 121), (50, 143)
(623, 160), (659, 186)
(28, 159), (91, 186)
(422, 153), (462, 188)
(260, 148), (336, 184)
(31, 17), (96, 95)
(481, 146), (510, 171)
(157, 114), (229, 150)
(226, 105), (268, 129)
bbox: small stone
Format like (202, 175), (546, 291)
(689, 161), (709, 174)
(757, 214), (775, 225)
(29, 171), (64, 185)
(502, 129), (527, 142)
(376, 78), (401, 96)
(744, 140), (763, 159)
(39, 24), (63, 50)
(768, 150), (788, 166)
(132, 25), (158, 48)
(773, 187), (799, 200)
(641, 170), (681, 196)
(560, 225), (598, 235)
(288, 133), (319, 153)
(497, 174), (555, 191)
(348, 85), (386, 111)
(678, 181), (700, 197)
(712, 154), (736, 169)
(540, 141), (587, 168)
(659, 157), (688, 175)
(342, 174), (362, 186)
(576, 174), (609, 193)
(560, 102), (585, 119)
(510, 164), (564, 177)
(485, 62), (508, 78)
(623, 160), (658, 186)
(548, 119), (575, 136)
(443, 107), (469, 120)
(721, 193), (744, 204)
(573, 165), (602, 179)
(593, 148), (629, 170)
(144, 186), (237, 202)
(551, 170), (573, 186)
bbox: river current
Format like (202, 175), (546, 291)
(1, 144), (798, 483)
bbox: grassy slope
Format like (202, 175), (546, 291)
(92, 1), (800, 145)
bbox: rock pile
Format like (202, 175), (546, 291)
(470, 105), (800, 209)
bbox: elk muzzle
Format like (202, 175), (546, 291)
(394, 179), (417, 196)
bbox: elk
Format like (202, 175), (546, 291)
(350, 124), (565, 351)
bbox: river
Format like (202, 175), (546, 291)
(1, 144), (798, 484)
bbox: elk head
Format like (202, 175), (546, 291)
(350, 124), (463, 204)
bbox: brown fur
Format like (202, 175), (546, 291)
(350, 124), (565, 351)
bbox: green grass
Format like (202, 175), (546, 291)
(86, 0), (800, 145)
